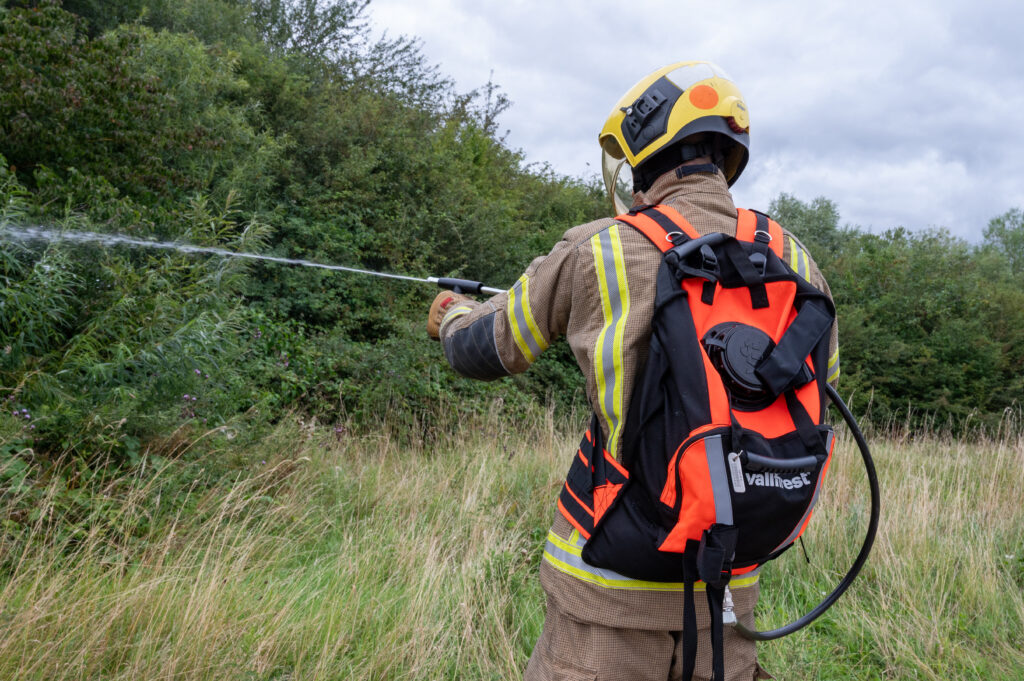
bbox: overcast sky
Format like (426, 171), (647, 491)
(367, 0), (1023, 240)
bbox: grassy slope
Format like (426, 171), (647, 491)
(1, 414), (1022, 680)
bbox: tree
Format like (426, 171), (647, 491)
(769, 193), (848, 269)
(248, 0), (369, 60)
(983, 208), (1024, 277)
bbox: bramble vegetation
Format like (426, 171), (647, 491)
(2, 0), (1021, 465)
(0, 0), (599, 466)
(0, 0), (1022, 564)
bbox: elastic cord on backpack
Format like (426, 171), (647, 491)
(732, 383), (880, 640)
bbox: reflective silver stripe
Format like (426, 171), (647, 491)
(827, 348), (841, 382)
(508, 275), (547, 362)
(705, 435), (733, 525)
(772, 430), (835, 553)
(788, 241), (810, 281)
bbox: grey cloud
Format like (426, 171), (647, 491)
(370, 0), (1023, 237)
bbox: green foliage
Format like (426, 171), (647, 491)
(248, 0), (370, 60)
(773, 196), (1024, 430)
(0, 5), (165, 195)
(983, 207), (1024, 276)
(0, 3), (283, 221)
(769, 193), (849, 270)
(1, 160), (268, 459)
(0, 0), (1021, 496)
(0, 0), (603, 477)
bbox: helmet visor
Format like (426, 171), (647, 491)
(602, 149), (634, 216)
(663, 61), (721, 91)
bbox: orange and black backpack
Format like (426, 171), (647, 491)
(558, 204), (837, 681)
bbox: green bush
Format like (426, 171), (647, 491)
(2, 0), (1021, 481)
(0, 1), (602, 469)
(1, 160), (268, 460)
(772, 195), (1024, 431)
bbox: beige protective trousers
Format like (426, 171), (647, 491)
(524, 592), (772, 681)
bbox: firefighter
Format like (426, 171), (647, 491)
(428, 61), (839, 681)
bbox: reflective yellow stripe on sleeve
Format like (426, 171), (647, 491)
(788, 240), (811, 282)
(439, 304), (474, 336)
(827, 347), (841, 382)
(591, 225), (630, 457)
(542, 530), (760, 592)
(507, 274), (548, 364)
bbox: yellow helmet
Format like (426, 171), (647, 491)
(600, 61), (750, 214)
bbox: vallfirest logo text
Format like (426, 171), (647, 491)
(744, 471), (812, 490)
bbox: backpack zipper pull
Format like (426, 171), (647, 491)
(728, 451), (746, 493)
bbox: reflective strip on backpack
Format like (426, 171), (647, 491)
(591, 225), (631, 457)
(827, 347), (841, 382)
(705, 435), (734, 526)
(507, 274), (549, 363)
(542, 530), (760, 592)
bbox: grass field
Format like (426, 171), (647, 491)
(1, 411), (1022, 680)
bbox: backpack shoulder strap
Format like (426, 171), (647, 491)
(736, 208), (784, 258)
(616, 204), (700, 253)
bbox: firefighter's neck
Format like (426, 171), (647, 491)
(634, 160), (728, 208)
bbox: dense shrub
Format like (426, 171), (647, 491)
(1, 0), (1021, 478)
(1, 162), (267, 459)
(0, 1), (602, 467)
(772, 194), (1024, 430)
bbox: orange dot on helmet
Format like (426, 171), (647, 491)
(689, 84), (719, 110)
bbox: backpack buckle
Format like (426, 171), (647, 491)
(699, 244), (718, 272)
(697, 524), (739, 588)
(750, 229), (771, 276)
(749, 251), (767, 276)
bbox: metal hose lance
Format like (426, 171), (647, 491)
(1, 226), (506, 296)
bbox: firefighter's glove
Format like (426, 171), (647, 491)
(427, 291), (470, 340)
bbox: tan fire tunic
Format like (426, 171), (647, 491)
(439, 167), (839, 630)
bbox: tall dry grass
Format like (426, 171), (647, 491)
(1, 410), (1022, 680)
(758, 424), (1024, 679)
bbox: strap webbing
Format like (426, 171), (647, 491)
(707, 585), (727, 681)
(756, 297), (833, 396)
(719, 240), (769, 309)
(681, 554), (699, 681)
(617, 205), (700, 253)
(735, 209), (784, 257)
(785, 390), (827, 455)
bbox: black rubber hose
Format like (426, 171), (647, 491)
(734, 383), (881, 640)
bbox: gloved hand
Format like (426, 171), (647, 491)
(427, 291), (470, 339)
